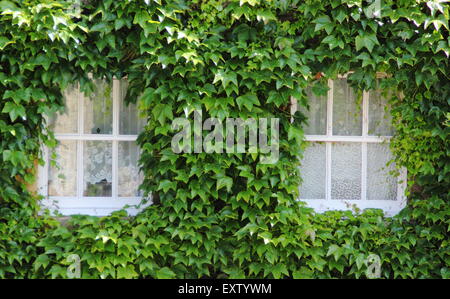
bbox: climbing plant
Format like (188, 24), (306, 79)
(0, 0), (448, 278)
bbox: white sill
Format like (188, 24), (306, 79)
(39, 197), (151, 217)
(300, 199), (407, 217)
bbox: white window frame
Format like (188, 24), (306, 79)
(293, 73), (407, 216)
(38, 78), (148, 216)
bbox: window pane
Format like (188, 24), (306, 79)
(48, 140), (77, 196)
(367, 143), (397, 200)
(118, 79), (146, 135)
(333, 79), (362, 136)
(299, 88), (327, 135)
(331, 142), (361, 200)
(118, 141), (143, 197)
(83, 141), (112, 197)
(369, 89), (394, 136)
(84, 79), (113, 134)
(48, 85), (78, 134)
(299, 142), (326, 199)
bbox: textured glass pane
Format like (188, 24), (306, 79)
(119, 79), (146, 135)
(48, 141), (77, 196)
(367, 143), (397, 200)
(83, 141), (112, 197)
(333, 79), (362, 136)
(369, 89), (394, 136)
(48, 85), (78, 134)
(298, 88), (327, 135)
(118, 142), (143, 197)
(299, 143), (326, 199)
(331, 143), (361, 200)
(84, 79), (113, 134)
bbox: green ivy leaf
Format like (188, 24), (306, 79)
(236, 93), (259, 111)
(0, 36), (14, 50)
(156, 267), (176, 279)
(152, 104), (173, 125)
(355, 34), (379, 53)
(2, 102), (26, 121)
(117, 265), (138, 279)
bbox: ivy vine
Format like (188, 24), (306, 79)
(0, 0), (448, 278)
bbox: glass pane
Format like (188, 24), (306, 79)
(48, 140), (77, 196)
(83, 141), (112, 197)
(298, 88), (327, 135)
(333, 79), (362, 136)
(299, 142), (326, 199)
(118, 141), (143, 197)
(368, 89), (394, 136)
(119, 79), (146, 135)
(48, 85), (78, 134)
(367, 143), (397, 200)
(331, 142), (361, 200)
(84, 79), (113, 134)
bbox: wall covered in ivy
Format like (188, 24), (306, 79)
(0, 0), (448, 278)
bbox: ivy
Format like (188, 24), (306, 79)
(0, 0), (448, 279)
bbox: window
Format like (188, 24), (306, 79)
(293, 75), (407, 216)
(38, 75), (406, 217)
(38, 78), (147, 216)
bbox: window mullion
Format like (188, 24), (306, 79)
(40, 146), (49, 197)
(77, 84), (84, 199)
(290, 96), (297, 123)
(53, 135), (137, 141)
(362, 90), (369, 136)
(397, 168), (408, 202)
(361, 142), (367, 201)
(326, 79), (333, 137)
(112, 141), (118, 199)
(326, 143), (331, 201)
(304, 135), (389, 142)
(40, 111), (50, 198)
(112, 79), (119, 199)
(325, 79), (333, 201)
(361, 91), (369, 201)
